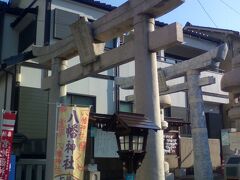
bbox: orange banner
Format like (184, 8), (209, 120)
(54, 106), (90, 180)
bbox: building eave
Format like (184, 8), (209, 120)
(0, 3), (26, 16)
(70, 0), (116, 12)
(183, 29), (223, 44)
(184, 22), (240, 37)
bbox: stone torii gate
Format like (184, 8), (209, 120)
(32, 0), (185, 179)
(116, 43), (228, 180)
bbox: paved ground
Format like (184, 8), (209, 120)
(175, 174), (224, 180)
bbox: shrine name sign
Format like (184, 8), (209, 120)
(164, 132), (179, 155)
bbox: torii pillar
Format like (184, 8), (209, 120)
(187, 70), (213, 180)
(45, 58), (67, 180)
(116, 43), (228, 180)
(134, 15), (165, 180)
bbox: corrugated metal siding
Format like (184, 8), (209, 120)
(53, 9), (79, 39)
(171, 106), (188, 121)
(18, 87), (48, 139)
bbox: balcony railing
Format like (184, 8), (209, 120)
(16, 159), (46, 180)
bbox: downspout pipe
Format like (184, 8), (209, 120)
(1, 68), (14, 110)
(44, 0), (51, 45)
(114, 38), (120, 112)
(0, 2), (7, 63)
(0, 66), (14, 111)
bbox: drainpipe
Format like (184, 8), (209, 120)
(4, 72), (8, 109)
(114, 38), (120, 113)
(0, 5), (6, 108)
(10, 65), (21, 133)
(1, 66), (14, 110)
(0, 7), (5, 63)
(44, 0), (51, 45)
(11, 65), (21, 111)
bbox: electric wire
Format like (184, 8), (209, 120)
(196, 0), (218, 28)
(219, 0), (240, 16)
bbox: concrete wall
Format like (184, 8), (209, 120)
(20, 66), (42, 88)
(165, 137), (221, 170)
(184, 35), (218, 51)
(201, 71), (229, 104)
(119, 61), (134, 101)
(167, 77), (186, 107)
(222, 131), (240, 161)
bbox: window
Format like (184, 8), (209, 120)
(132, 136), (144, 151)
(164, 107), (171, 117)
(67, 94), (96, 112)
(119, 101), (133, 113)
(119, 136), (129, 150)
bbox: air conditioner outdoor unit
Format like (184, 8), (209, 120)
(224, 155), (240, 180)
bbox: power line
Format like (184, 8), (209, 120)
(196, 0), (218, 28)
(219, 0), (240, 16)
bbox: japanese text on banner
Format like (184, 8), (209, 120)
(54, 106), (90, 180)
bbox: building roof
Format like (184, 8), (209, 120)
(155, 20), (168, 27)
(184, 22), (240, 37)
(116, 112), (160, 131)
(70, 1), (170, 28)
(183, 22), (227, 44)
(72, 0), (116, 11)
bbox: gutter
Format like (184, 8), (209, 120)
(1, 51), (35, 68)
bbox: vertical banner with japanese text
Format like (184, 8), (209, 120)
(54, 106), (90, 180)
(0, 111), (16, 180)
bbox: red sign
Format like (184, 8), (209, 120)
(0, 112), (16, 180)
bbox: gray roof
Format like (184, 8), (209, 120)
(184, 22), (240, 37)
(72, 0), (116, 11)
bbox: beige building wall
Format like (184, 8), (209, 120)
(166, 137), (221, 170)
